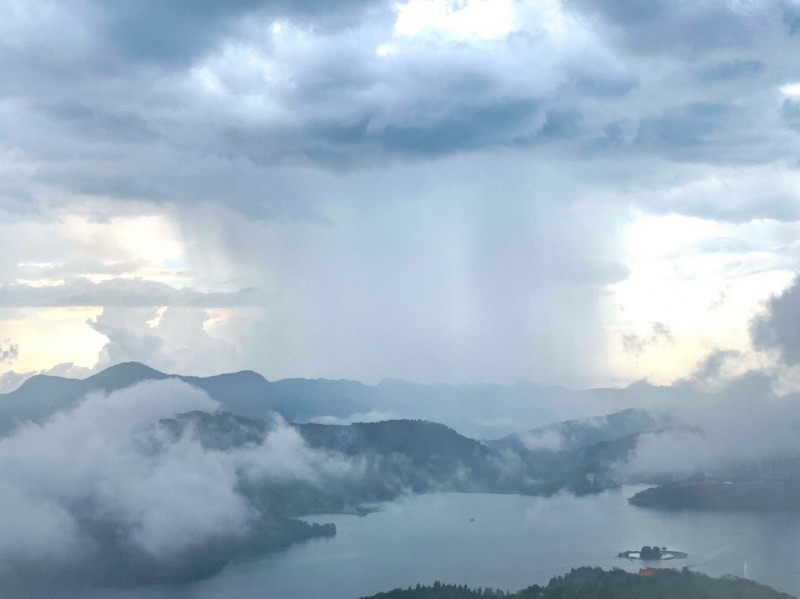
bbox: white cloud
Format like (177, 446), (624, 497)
(309, 410), (403, 425)
(2, 0), (800, 387)
(88, 306), (242, 376)
(780, 82), (800, 97)
(394, 0), (517, 40)
(519, 428), (565, 451)
(0, 379), (230, 561)
(623, 385), (800, 479)
(0, 377), (359, 580)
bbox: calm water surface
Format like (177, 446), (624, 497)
(97, 487), (800, 598)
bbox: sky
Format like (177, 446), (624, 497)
(1, 0), (800, 391)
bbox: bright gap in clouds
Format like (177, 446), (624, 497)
(4, 308), (105, 374)
(63, 214), (189, 283)
(394, 0), (517, 40)
(606, 212), (796, 385)
(0, 210), (227, 381)
(780, 82), (800, 97)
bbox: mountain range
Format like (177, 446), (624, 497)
(0, 361), (666, 499)
(0, 361), (674, 438)
(0, 362), (684, 587)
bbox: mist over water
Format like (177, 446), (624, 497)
(75, 489), (800, 599)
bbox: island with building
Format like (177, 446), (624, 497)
(618, 546), (688, 560)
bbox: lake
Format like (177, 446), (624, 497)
(88, 487), (800, 598)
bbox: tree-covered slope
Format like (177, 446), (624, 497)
(629, 481), (800, 511)
(359, 567), (795, 599)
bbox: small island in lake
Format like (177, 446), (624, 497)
(618, 546), (688, 560)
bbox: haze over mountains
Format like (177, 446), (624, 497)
(3, 362), (800, 596)
(0, 362), (662, 594)
(0, 361), (676, 439)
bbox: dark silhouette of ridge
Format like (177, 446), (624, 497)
(83, 361), (168, 392)
(0, 362), (372, 434)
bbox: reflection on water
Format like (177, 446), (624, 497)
(88, 487), (800, 599)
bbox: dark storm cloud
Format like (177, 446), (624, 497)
(635, 102), (732, 149)
(304, 103), (585, 162)
(0, 0), (796, 222)
(751, 276), (800, 364)
(230, 97), (551, 163)
(567, 0), (753, 53)
(567, 72), (639, 97)
(376, 98), (541, 156)
(783, 98), (800, 129)
(584, 122), (625, 152)
(40, 170), (170, 202)
(0, 279), (262, 308)
(578, 0), (664, 25)
(696, 59), (764, 82)
(307, 117), (371, 146)
(782, 1), (800, 35)
(100, 0), (387, 65)
(39, 101), (158, 144)
(100, 0), (266, 64)
(536, 109), (582, 140)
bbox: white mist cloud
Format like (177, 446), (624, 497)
(0, 379), (241, 561)
(0, 378), (357, 572)
(231, 419), (362, 484)
(0, 480), (81, 563)
(308, 410), (403, 426)
(622, 375), (800, 478)
(519, 429), (566, 452)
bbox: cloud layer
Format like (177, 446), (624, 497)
(2, 0), (800, 386)
(0, 378), (356, 593)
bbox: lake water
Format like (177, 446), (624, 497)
(91, 487), (800, 599)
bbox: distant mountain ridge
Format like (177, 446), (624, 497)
(160, 412), (527, 504)
(0, 362), (373, 435)
(487, 408), (670, 454)
(0, 361), (676, 439)
(0, 362), (657, 498)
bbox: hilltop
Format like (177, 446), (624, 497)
(359, 567), (795, 599)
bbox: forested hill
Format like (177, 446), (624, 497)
(359, 567), (796, 599)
